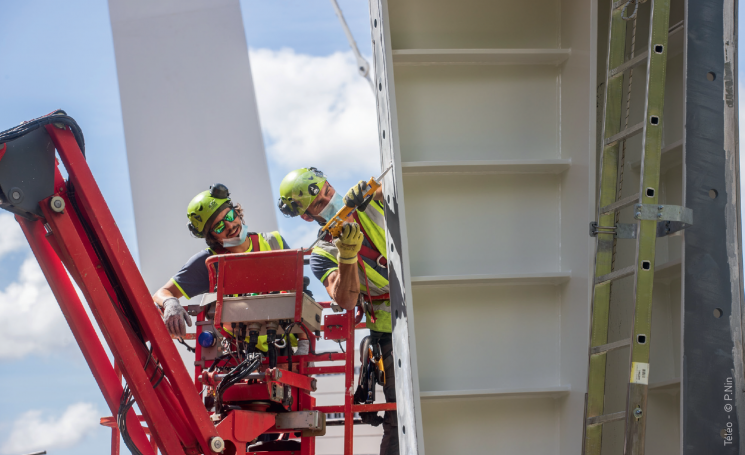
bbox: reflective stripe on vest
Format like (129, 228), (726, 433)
(356, 201), (387, 257)
(312, 203), (391, 332)
(249, 231), (284, 252)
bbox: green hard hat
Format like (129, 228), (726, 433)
(186, 183), (231, 237)
(277, 167), (327, 217)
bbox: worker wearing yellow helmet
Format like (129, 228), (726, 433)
(152, 183), (308, 354)
(278, 168), (397, 455)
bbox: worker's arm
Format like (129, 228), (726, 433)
(153, 280), (183, 309)
(320, 222), (364, 311)
(323, 265), (360, 310)
(153, 279), (191, 337)
(373, 184), (383, 201)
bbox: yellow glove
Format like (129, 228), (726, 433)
(334, 222), (364, 264)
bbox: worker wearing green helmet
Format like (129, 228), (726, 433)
(278, 168), (398, 455)
(152, 183), (308, 354)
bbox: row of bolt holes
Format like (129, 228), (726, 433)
(372, 18), (388, 142)
(372, 20), (406, 439)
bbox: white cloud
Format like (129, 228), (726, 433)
(250, 48), (380, 179)
(0, 213), (26, 258)
(1, 402), (99, 455)
(0, 255), (75, 359)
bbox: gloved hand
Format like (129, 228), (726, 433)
(295, 339), (310, 355)
(344, 180), (372, 212)
(162, 298), (192, 337)
(360, 411), (384, 427)
(334, 222), (364, 264)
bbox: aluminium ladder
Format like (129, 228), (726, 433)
(583, 0), (692, 454)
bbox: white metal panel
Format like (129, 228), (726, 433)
(108, 0), (276, 292)
(377, 0), (595, 452)
(413, 284), (561, 392)
(420, 397), (561, 455)
(403, 173), (561, 277)
(556, 0), (597, 453)
(394, 65), (560, 162)
(388, 0), (560, 49)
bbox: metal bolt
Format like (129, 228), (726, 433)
(657, 213), (662, 218)
(658, 205), (664, 210)
(50, 196), (65, 213)
(635, 212), (641, 219)
(11, 191), (20, 200)
(634, 407), (643, 419)
(209, 436), (225, 453)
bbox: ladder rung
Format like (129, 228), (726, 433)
(587, 411), (626, 426)
(600, 193), (640, 215)
(608, 21), (684, 78)
(596, 264), (635, 284)
(609, 52), (648, 78)
(605, 121), (644, 146)
(591, 338), (631, 355)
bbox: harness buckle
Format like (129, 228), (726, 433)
(376, 254), (386, 268)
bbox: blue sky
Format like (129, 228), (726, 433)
(2, 1), (745, 455)
(0, 1), (374, 454)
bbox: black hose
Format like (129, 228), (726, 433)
(214, 355), (262, 416)
(0, 110), (86, 157)
(118, 346), (164, 455)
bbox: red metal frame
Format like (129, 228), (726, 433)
(4, 117), (395, 455)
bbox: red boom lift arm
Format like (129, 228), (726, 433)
(0, 111), (394, 455)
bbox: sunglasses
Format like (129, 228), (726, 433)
(211, 209), (236, 234)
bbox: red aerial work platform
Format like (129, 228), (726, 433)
(0, 111), (394, 455)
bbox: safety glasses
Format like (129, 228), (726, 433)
(211, 209), (236, 234)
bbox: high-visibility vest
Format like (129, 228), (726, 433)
(208, 231), (285, 255)
(313, 201), (391, 333)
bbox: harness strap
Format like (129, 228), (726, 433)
(357, 256), (377, 323)
(352, 212), (387, 267)
(250, 234), (260, 251)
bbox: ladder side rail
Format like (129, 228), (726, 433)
(16, 216), (156, 455)
(623, 0), (672, 452)
(45, 124), (221, 454)
(584, 4), (631, 454)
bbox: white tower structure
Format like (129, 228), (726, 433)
(108, 0), (276, 292)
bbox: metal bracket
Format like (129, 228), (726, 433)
(633, 204), (693, 224)
(275, 411), (325, 431)
(590, 220), (690, 239)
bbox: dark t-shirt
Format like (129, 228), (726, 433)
(172, 235), (290, 299)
